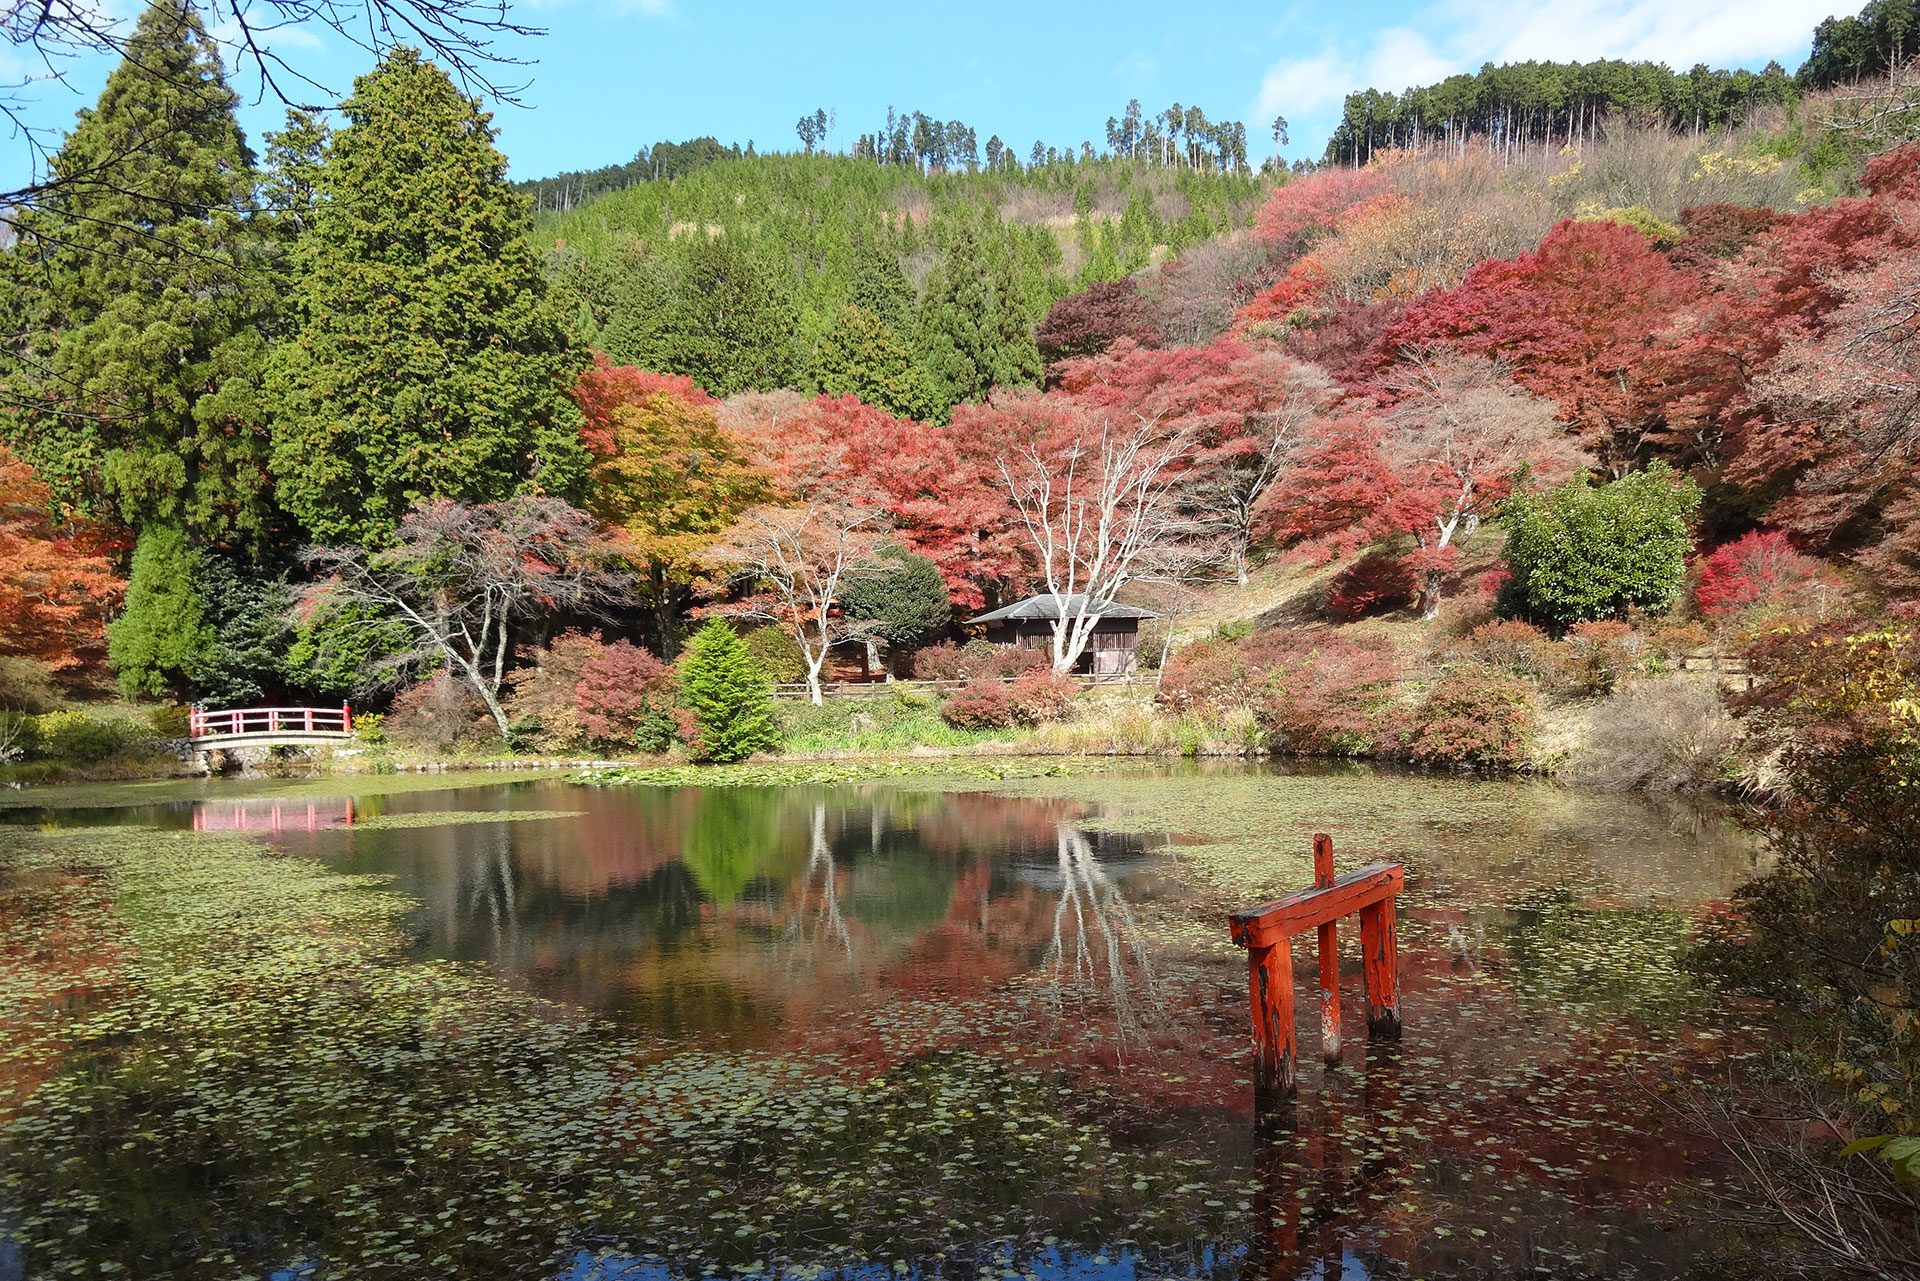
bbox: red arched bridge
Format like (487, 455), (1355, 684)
(189, 705), (355, 749)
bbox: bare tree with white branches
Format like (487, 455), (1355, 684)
(709, 499), (888, 705)
(299, 497), (630, 738)
(995, 409), (1199, 673)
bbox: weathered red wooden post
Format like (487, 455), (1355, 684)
(1359, 898), (1401, 1038)
(343, 702), (353, 733)
(1227, 834), (1404, 1101)
(1247, 934), (1297, 1097)
(1313, 833), (1341, 1066)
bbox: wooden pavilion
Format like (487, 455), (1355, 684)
(964, 594), (1159, 676)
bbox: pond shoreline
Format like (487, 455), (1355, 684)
(3, 734), (1757, 802)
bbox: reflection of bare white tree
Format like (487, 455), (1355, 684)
(782, 802), (852, 964)
(1042, 824), (1163, 1056)
(459, 829), (518, 953)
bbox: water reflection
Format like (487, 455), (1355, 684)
(1043, 824), (1166, 1054)
(253, 782), (1167, 1046)
(190, 797), (357, 833)
(1, 770), (1774, 1281)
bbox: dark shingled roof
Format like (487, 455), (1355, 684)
(965, 594), (1161, 625)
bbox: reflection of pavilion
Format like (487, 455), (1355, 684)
(191, 797), (356, 833)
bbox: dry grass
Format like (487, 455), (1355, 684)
(1569, 675), (1736, 791)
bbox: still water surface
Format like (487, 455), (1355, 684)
(1, 768), (1771, 1280)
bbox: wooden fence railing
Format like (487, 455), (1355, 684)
(189, 705), (354, 739)
(771, 674), (1151, 701)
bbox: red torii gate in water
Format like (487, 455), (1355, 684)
(1227, 834), (1403, 1099)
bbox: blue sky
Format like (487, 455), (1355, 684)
(1, 0), (1853, 190)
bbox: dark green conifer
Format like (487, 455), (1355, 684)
(0, 0), (277, 545)
(266, 48), (588, 545)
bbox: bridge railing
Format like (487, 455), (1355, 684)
(189, 705), (354, 739)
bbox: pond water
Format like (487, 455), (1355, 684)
(0, 766), (1776, 1280)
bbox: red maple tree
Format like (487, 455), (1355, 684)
(0, 446), (122, 681)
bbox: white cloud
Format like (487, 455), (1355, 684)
(1253, 49), (1351, 120)
(1447, 0), (1835, 68)
(1252, 0), (1836, 127)
(1362, 27), (1453, 95)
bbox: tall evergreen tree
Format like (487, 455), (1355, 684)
(848, 235), (914, 332)
(808, 304), (935, 420)
(266, 48), (588, 545)
(988, 247), (1043, 390)
(650, 235), (802, 396)
(915, 223), (999, 411)
(0, 0), (277, 546)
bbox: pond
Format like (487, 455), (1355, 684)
(0, 764), (1777, 1280)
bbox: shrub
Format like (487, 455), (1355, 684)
(1133, 619), (1173, 672)
(148, 705), (192, 738)
(0, 710), (42, 762)
(1155, 640), (1255, 717)
(911, 643), (970, 681)
(1393, 666), (1538, 769)
(1564, 620), (1648, 695)
(0, 656), (65, 712)
(33, 711), (129, 765)
(980, 643), (1046, 678)
(386, 676), (496, 751)
(912, 640), (1046, 681)
(576, 641), (677, 752)
(677, 619), (778, 763)
(1695, 624), (1920, 1191)
(1256, 633), (1400, 755)
(504, 631), (601, 750)
(1694, 530), (1844, 621)
(1325, 550), (1417, 620)
(1005, 669), (1077, 725)
(940, 679), (1016, 730)
(1572, 676), (1732, 791)
(1500, 463), (1701, 629)
(1456, 619), (1556, 681)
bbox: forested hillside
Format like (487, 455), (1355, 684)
(532, 153), (1267, 414)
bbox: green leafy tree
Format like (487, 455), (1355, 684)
(0, 0), (278, 545)
(677, 618), (779, 762)
(1499, 463), (1701, 629)
(266, 48), (588, 545)
(107, 525), (214, 699)
(840, 544), (953, 673)
(284, 599), (415, 699)
(808, 305), (936, 420)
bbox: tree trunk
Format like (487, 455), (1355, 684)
(1420, 570), (1444, 621)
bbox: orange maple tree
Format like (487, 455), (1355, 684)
(0, 446), (123, 678)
